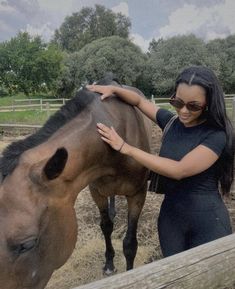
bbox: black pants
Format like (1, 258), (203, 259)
(158, 193), (232, 257)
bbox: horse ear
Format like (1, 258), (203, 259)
(43, 148), (68, 180)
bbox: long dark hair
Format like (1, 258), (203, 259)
(174, 66), (235, 195)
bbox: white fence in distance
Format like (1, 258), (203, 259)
(0, 95), (234, 113)
(0, 98), (69, 112)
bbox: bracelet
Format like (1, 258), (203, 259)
(118, 140), (125, 152)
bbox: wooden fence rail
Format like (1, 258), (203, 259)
(73, 233), (235, 289)
(0, 98), (69, 112)
(151, 94), (235, 103)
(0, 96), (234, 113)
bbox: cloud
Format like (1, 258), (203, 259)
(111, 2), (129, 17)
(24, 23), (55, 41)
(1, 0), (235, 47)
(0, 0), (31, 40)
(111, 2), (150, 52)
(1, 0), (40, 19)
(158, 0), (235, 41)
(131, 33), (151, 52)
(0, 19), (14, 33)
(0, 0), (65, 42)
(38, 0), (73, 13)
(0, 0), (131, 42)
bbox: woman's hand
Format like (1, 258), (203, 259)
(97, 123), (126, 152)
(86, 85), (115, 100)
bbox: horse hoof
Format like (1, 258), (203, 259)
(103, 268), (117, 276)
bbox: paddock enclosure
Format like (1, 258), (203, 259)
(0, 122), (234, 289)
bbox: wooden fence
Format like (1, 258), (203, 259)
(0, 98), (68, 112)
(152, 94), (235, 109)
(73, 233), (235, 289)
(0, 95), (234, 113)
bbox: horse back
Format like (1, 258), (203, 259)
(87, 87), (152, 195)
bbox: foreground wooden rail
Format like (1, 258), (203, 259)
(74, 233), (235, 289)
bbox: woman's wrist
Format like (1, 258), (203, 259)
(119, 142), (132, 155)
(110, 85), (117, 94)
(118, 140), (125, 152)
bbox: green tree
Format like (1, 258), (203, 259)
(53, 4), (131, 52)
(0, 32), (64, 95)
(56, 36), (146, 97)
(207, 35), (235, 93)
(224, 35), (235, 92)
(146, 34), (218, 97)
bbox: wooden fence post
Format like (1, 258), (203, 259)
(12, 98), (15, 111)
(46, 102), (50, 118)
(151, 95), (155, 104)
(233, 97), (235, 127)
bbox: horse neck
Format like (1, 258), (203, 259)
(21, 114), (114, 201)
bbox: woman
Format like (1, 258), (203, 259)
(87, 66), (234, 257)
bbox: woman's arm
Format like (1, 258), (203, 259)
(97, 123), (219, 180)
(87, 84), (159, 122)
(123, 143), (218, 180)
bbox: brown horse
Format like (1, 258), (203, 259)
(0, 78), (152, 289)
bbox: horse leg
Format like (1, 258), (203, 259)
(123, 190), (146, 271)
(108, 196), (116, 222)
(90, 188), (116, 275)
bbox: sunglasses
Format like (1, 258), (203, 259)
(169, 97), (206, 112)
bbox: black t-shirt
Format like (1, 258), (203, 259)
(156, 109), (226, 195)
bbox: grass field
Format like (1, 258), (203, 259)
(0, 110), (54, 125)
(0, 93), (55, 106)
(0, 94), (60, 124)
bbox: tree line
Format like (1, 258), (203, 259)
(0, 4), (234, 98)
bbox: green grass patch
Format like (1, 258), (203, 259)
(0, 110), (54, 125)
(0, 93), (56, 106)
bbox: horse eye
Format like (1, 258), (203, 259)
(10, 238), (38, 255)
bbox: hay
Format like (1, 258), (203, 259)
(46, 188), (163, 289)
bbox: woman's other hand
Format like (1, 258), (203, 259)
(86, 85), (115, 100)
(97, 123), (125, 152)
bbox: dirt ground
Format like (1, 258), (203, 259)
(46, 189), (163, 289)
(0, 136), (234, 289)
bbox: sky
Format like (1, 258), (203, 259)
(0, 0), (235, 51)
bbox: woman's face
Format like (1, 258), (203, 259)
(174, 83), (207, 127)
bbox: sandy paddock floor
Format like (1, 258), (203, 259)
(46, 189), (163, 289)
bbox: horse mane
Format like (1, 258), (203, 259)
(0, 74), (118, 178)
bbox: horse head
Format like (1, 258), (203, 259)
(0, 148), (77, 289)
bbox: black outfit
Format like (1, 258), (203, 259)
(155, 109), (232, 257)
